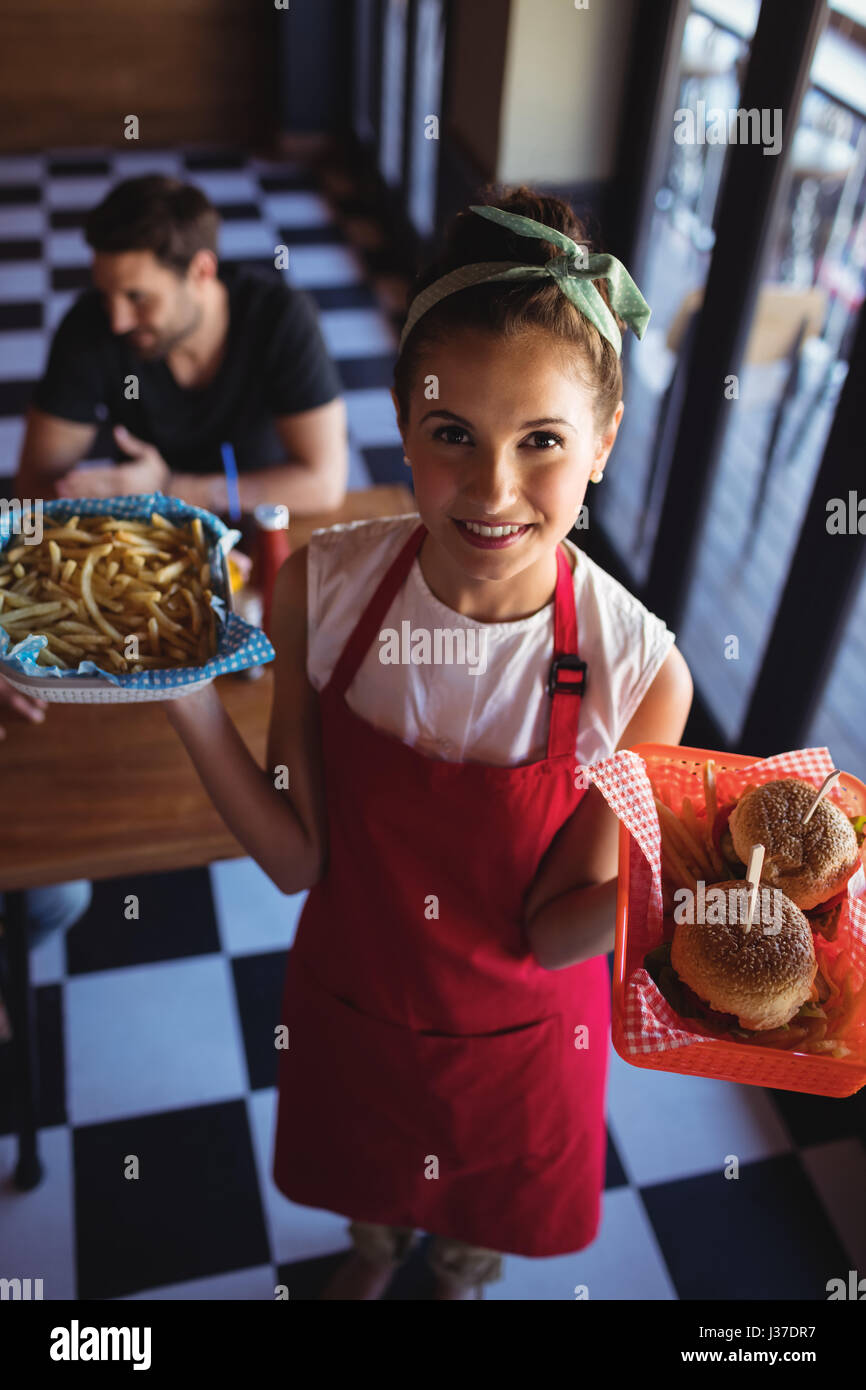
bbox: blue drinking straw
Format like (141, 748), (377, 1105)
(220, 442), (242, 523)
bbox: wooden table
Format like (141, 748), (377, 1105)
(0, 483), (415, 1186)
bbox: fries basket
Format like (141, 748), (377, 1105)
(595, 743), (866, 1097)
(0, 494), (275, 702)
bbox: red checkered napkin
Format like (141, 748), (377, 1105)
(587, 747), (866, 1055)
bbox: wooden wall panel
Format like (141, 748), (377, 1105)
(0, 0), (278, 151)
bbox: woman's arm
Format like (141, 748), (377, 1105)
(524, 644), (693, 969)
(163, 545), (328, 895)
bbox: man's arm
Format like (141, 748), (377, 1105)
(169, 397), (349, 515)
(15, 407), (99, 501)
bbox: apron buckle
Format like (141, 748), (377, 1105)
(547, 653), (587, 697)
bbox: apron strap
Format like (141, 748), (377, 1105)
(326, 522), (585, 761)
(547, 542), (585, 760)
(327, 522), (428, 698)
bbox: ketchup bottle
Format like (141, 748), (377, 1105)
(251, 503), (291, 639)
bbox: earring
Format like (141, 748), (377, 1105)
(589, 469), (604, 483)
(403, 455), (411, 466)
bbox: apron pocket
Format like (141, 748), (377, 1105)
(412, 1016), (565, 1173)
(285, 953), (565, 1178)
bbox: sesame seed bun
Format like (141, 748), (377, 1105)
(670, 882), (817, 1030)
(728, 778), (860, 911)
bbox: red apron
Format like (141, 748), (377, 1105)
(273, 522), (610, 1256)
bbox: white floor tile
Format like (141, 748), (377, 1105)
(246, 1087), (352, 1265)
(262, 192), (334, 228)
(65, 955), (247, 1125)
(281, 244), (365, 289)
(800, 1139), (866, 1273)
(0, 416), (26, 475)
(347, 439), (373, 490)
(46, 178), (111, 210)
(0, 207), (46, 238)
(0, 264), (47, 301)
(319, 308), (397, 358)
(47, 229), (91, 268)
(0, 157), (44, 184)
(487, 1186), (677, 1300)
(249, 157), (306, 178)
(208, 857), (305, 955)
(28, 923), (67, 987)
(0, 330), (47, 380)
(606, 1045), (792, 1187)
(112, 150), (183, 178)
(192, 172), (260, 205)
(218, 222), (276, 260)
(46, 291), (78, 332)
(344, 387), (403, 447)
(0, 1125), (77, 1299)
(121, 1264), (276, 1300)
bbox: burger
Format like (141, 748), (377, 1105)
(668, 882), (817, 1031)
(714, 778), (863, 937)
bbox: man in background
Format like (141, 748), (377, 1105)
(5, 176), (348, 968)
(15, 175), (348, 512)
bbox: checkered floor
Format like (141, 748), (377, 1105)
(1, 147), (865, 1300)
(1, 859), (865, 1301)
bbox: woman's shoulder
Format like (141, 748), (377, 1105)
(563, 538), (677, 753)
(305, 514), (421, 686)
(309, 511), (419, 560)
(563, 536), (672, 640)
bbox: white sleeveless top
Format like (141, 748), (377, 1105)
(306, 514), (676, 768)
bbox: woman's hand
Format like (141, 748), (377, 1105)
(0, 672), (48, 739)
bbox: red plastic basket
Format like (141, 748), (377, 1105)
(612, 744), (866, 1097)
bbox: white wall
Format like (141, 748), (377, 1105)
(497, 0), (637, 184)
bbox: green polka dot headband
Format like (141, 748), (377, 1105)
(398, 204), (651, 359)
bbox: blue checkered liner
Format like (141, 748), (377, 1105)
(0, 492), (275, 688)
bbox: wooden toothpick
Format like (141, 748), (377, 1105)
(745, 844), (765, 932)
(802, 770), (841, 825)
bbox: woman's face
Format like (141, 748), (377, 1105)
(393, 326), (623, 616)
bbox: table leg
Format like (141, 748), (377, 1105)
(3, 891), (43, 1189)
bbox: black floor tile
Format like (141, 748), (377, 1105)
(0, 380), (34, 417)
(259, 173), (318, 193)
(604, 1127), (628, 1189)
(51, 267), (91, 292)
(306, 284), (381, 311)
(336, 355), (396, 392)
(184, 151), (247, 171)
(65, 868), (220, 975)
(215, 202), (262, 222)
(231, 949), (287, 1091)
(361, 444), (410, 488)
(0, 185), (40, 206)
(641, 1154), (852, 1300)
(276, 224), (342, 246)
(0, 303), (42, 330)
(49, 159), (111, 178)
(0, 982), (66, 1136)
(767, 1086), (866, 1148)
(74, 1100), (270, 1298)
(49, 209), (88, 230)
(0, 239), (42, 262)
(218, 255), (275, 273)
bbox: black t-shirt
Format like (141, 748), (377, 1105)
(33, 265), (343, 474)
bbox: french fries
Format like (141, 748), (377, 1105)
(0, 512), (218, 674)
